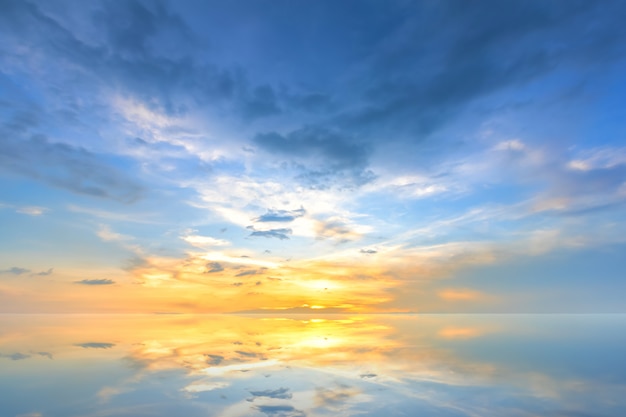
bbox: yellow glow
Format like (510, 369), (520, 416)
(0, 314), (500, 389)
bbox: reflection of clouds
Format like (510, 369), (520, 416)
(183, 381), (230, 393)
(75, 342), (116, 349)
(314, 384), (361, 409)
(255, 404), (306, 417)
(0, 352), (30, 360)
(438, 326), (489, 339)
(248, 387), (292, 401)
(2, 315), (626, 417)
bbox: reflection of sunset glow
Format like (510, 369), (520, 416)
(438, 326), (487, 339)
(2, 314), (625, 417)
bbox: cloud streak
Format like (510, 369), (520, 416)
(75, 279), (115, 286)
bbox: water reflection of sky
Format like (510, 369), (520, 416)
(1, 314), (625, 417)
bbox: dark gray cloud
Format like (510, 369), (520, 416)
(0, 352), (30, 360)
(0, 0), (288, 123)
(254, 127), (373, 188)
(205, 354), (223, 365)
(249, 387), (292, 400)
(205, 262), (224, 273)
(359, 373), (377, 379)
(242, 85), (281, 120)
(334, 1), (626, 140)
(0, 267), (30, 275)
(248, 227), (292, 240)
(254, 127), (368, 170)
(235, 350), (258, 358)
(75, 342), (115, 349)
(75, 279), (115, 285)
(255, 208), (306, 223)
(286, 92), (334, 114)
(36, 351), (53, 359)
(255, 405), (305, 417)
(0, 351), (53, 360)
(360, 249), (377, 254)
(235, 269), (259, 277)
(0, 266), (54, 276)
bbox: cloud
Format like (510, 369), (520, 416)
(334, 1), (626, 144)
(36, 351), (53, 359)
(249, 387), (292, 401)
(315, 384), (359, 409)
(255, 405), (305, 417)
(74, 279), (115, 286)
(235, 269), (259, 277)
(235, 350), (258, 358)
(254, 126), (373, 188)
(0, 133), (144, 204)
(0, 267), (30, 275)
(204, 354), (224, 365)
(0, 352), (30, 360)
(0, 351), (52, 361)
(249, 227), (293, 240)
(75, 342), (115, 349)
(182, 234), (230, 248)
(242, 84), (281, 120)
(97, 225), (133, 242)
(359, 373), (377, 379)
(255, 207), (306, 223)
(255, 127), (368, 169)
(205, 262), (224, 273)
(15, 206), (47, 216)
(183, 381), (229, 393)
(0, 267), (53, 277)
(315, 218), (363, 242)
(360, 249), (377, 254)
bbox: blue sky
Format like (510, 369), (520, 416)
(1, 0), (625, 312)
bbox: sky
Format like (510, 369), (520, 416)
(1, 0), (626, 313)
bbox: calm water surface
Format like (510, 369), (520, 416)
(1, 314), (625, 417)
